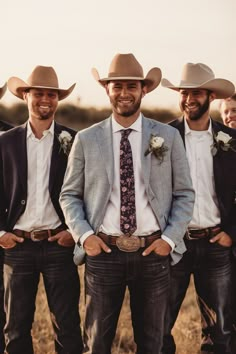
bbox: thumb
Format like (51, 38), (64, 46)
(14, 236), (24, 243)
(48, 234), (60, 242)
(142, 243), (155, 256)
(209, 234), (221, 243)
(99, 239), (112, 253)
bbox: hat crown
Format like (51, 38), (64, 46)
(27, 66), (59, 88)
(181, 63), (215, 86)
(107, 53), (144, 79)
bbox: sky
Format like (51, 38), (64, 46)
(1, 0), (235, 111)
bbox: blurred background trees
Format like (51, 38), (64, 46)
(0, 102), (222, 131)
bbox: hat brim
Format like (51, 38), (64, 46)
(0, 83), (7, 99)
(7, 77), (76, 101)
(92, 67), (162, 93)
(161, 78), (235, 99)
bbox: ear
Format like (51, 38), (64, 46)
(209, 91), (216, 102)
(105, 83), (110, 96)
(22, 91), (28, 102)
(142, 85), (148, 98)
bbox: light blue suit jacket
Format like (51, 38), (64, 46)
(60, 116), (194, 265)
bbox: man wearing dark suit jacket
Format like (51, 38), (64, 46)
(161, 63), (236, 354)
(0, 83), (13, 354)
(0, 66), (83, 354)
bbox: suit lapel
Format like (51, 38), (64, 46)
(141, 117), (157, 188)
(17, 124), (28, 191)
(96, 118), (114, 185)
(49, 122), (61, 191)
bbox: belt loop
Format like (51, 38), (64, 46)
(48, 230), (52, 238)
(140, 237), (145, 248)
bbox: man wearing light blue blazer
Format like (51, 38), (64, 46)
(60, 53), (195, 354)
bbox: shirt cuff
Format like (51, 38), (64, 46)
(161, 235), (175, 252)
(0, 231), (6, 238)
(79, 230), (94, 246)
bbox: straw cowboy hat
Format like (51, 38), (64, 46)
(0, 83), (7, 99)
(92, 53), (162, 93)
(7, 66), (76, 101)
(161, 63), (235, 99)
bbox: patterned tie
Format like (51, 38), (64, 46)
(120, 129), (137, 235)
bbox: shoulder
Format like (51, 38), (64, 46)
(54, 122), (77, 138)
(212, 120), (236, 138)
(143, 116), (181, 137)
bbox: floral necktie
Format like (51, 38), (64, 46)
(120, 129), (137, 235)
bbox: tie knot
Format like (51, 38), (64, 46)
(121, 129), (132, 138)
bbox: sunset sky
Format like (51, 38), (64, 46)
(1, 0), (235, 111)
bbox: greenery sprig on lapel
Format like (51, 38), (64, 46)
(145, 134), (168, 162)
(58, 130), (73, 156)
(211, 131), (236, 156)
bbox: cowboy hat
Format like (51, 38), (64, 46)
(0, 83), (7, 99)
(91, 53), (162, 93)
(161, 63), (235, 99)
(7, 66), (76, 101)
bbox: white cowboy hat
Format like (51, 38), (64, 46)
(7, 66), (76, 101)
(161, 63), (235, 99)
(92, 53), (162, 93)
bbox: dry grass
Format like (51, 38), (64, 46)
(32, 268), (201, 354)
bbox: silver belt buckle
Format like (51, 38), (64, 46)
(185, 230), (197, 241)
(30, 229), (43, 242)
(116, 235), (141, 252)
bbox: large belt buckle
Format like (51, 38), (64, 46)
(185, 230), (197, 241)
(30, 229), (44, 242)
(116, 235), (141, 252)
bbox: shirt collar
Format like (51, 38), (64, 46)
(27, 120), (55, 139)
(184, 117), (213, 136)
(112, 114), (142, 133)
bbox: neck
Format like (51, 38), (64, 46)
(113, 110), (140, 128)
(29, 117), (54, 139)
(184, 112), (210, 131)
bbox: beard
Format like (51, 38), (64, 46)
(182, 95), (210, 121)
(110, 93), (142, 117)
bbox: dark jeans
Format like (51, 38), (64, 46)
(4, 239), (83, 354)
(162, 239), (232, 354)
(0, 248), (5, 354)
(84, 247), (170, 354)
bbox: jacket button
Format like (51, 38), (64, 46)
(21, 200), (26, 205)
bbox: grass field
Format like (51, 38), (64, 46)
(32, 267), (201, 354)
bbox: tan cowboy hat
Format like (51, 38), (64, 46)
(0, 83), (7, 99)
(7, 66), (76, 101)
(161, 63), (235, 99)
(92, 53), (162, 93)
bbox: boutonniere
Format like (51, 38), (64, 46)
(58, 130), (73, 156)
(144, 134), (168, 162)
(211, 131), (236, 156)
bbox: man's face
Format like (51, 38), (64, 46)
(23, 88), (59, 121)
(220, 99), (236, 129)
(179, 89), (212, 121)
(106, 80), (146, 117)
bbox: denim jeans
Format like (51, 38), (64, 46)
(4, 239), (83, 354)
(162, 238), (232, 354)
(0, 248), (5, 354)
(84, 246), (170, 354)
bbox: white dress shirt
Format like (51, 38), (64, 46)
(184, 119), (221, 229)
(13, 121), (61, 231)
(80, 114), (174, 250)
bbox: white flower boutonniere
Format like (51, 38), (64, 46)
(145, 134), (168, 162)
(58, 130), (73, 156)
(211, 131), (236, 156)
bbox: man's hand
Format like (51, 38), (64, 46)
(0, 232), (24, 249)
(84, 235), (111, 256)
(210, 231), (232, 247)
(48, 230), (75, 247)
(142, 238), (171, 257)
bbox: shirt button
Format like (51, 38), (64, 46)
(21, 200), (26, 205)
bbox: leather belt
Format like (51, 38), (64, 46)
(98, 231), (161, 251)
(13, 225), (66, 242)
(185, 225), (221, 241)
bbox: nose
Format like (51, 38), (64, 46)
(185, 92), (195, 102)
